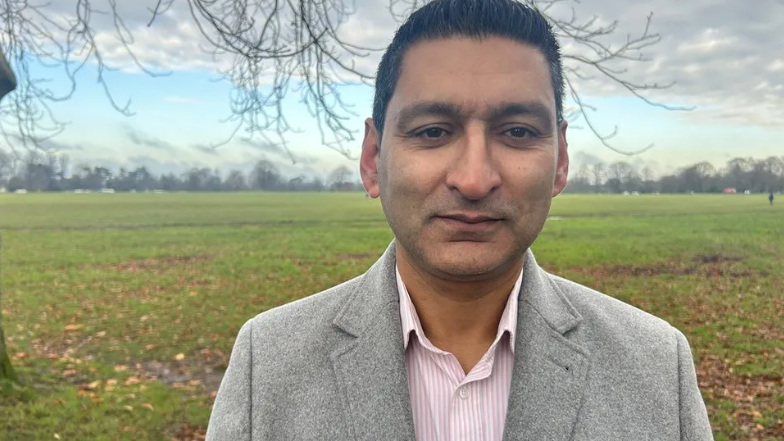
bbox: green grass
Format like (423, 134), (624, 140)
(1, 192), (782, 440)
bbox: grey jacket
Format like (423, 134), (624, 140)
(206, 242), (713, 440)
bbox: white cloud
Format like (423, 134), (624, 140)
(549, 0), (784, 126)
(767, 59), (784, 72)
(23, 0), (784, 159)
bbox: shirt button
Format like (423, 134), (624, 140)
(458, 387), (470, 399)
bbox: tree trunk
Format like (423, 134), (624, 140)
(0, 322), (17, 383)
(0, 231), (17, 383)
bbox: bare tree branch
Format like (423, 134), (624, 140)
(529, 2), (694, 155)
(1, 0), (688, 158)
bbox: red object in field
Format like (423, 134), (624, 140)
(723, 188), (737, 194)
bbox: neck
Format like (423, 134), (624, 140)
(396, 245), (523, 366)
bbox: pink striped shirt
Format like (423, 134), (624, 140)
(396, 267), (522, 441)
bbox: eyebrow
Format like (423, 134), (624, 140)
(486, 102), (553, 132)
(395, 101), (467, 133)
(394, 100), (554, 133)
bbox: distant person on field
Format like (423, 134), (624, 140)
(770, 192), (775, 205)
(206, 1), (713, 440)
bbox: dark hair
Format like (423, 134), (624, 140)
(372, 0), (564, 137)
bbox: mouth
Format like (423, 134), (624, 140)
(433, 213), (504, 236)
(437, 213), (503, 224)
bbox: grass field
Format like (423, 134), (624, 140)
(1, 192), (782, 440)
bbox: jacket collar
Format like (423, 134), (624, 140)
(331, 241), (590, 441)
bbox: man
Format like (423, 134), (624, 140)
(206, 1), (713, 439)
(770, 192), (775, 206)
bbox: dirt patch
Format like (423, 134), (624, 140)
(693, 254), (744, 264)
(170, 423), (206, 441)
(572, 253), (764, 279)
(109, 255), (210, 274)
(697, 353), (784, 439)
(129, 348), (228, 396)
(134, 359), (225, 394)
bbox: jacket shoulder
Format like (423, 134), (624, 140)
(548, 273), (679, 346)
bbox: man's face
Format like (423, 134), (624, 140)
(360, 37), (569, 281)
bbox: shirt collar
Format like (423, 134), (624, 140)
(397, 265), (523, 353)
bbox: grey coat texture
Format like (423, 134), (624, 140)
(206, 242), (713, 440)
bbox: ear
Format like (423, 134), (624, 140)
(360, 118), (381, 198)
(552, 120), (569, 197)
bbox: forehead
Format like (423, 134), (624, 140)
(390, 37), (555, 118)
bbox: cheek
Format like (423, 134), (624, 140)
(509, 159), (556, 195)
(379, 154), (416, 211)
(386, 153), (441, 195)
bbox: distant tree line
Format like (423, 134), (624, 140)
(2, 150), (783, 195)
(567, 156), (784, 194)
(0, 150), (364, 193)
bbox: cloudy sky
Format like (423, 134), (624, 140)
(13, 0), (784, 179)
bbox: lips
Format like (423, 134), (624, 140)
(438, 213), (501, 224)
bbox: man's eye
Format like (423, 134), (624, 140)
(416, 127), (447, 139)
(505, 127), (535, 138)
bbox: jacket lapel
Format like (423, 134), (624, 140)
(503, 250), (591, 441)
(329, 243), (590, 441)
(330, 241), (416, 441)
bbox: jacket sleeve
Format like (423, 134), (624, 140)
(675, 328), (714, 441)
(206, 320), (253, 441)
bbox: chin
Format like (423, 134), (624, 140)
(423, 242), (513, 279)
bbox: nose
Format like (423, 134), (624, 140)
(445, 124), (501, 200)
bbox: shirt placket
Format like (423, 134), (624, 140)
(450, 382), (482, 441)
(448, 353), (495, 441)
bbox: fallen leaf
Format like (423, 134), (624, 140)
(62, 369), (77, 377)
(125, 377), (140, 385)
(144, 344), (157, 351)
(85, 380), (101, 390)
(123, 405), (134, 412)
(95, 331), (107, 338)
(54, 434), (60, 440)
(114, 364), (128, 372)
(64, 324), (84, 332)
(174, 353), (185, 361)
(141, 403), (154, 411)
(14, 352), (27, 359)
